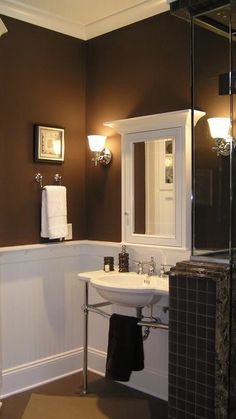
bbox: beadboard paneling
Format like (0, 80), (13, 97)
(0, 241), (189, 399)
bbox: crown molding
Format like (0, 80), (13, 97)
(0, 0), (169, 40)
(85, 0), (169, 40)
(0, 0), (87, 39)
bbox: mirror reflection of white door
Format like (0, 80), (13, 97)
(145, 138), (175, 236)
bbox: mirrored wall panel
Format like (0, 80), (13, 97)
(192, 2), (234, 261)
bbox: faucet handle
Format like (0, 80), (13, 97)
(160, 264), (165, 277)
(160, 264), (173, 277)
(150, 257), (156, 268)
(133, 260), (144, 274)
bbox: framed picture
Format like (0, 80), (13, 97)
(34, 125), (65, 163)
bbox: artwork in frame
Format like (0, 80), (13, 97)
(34, 125), (65, 163)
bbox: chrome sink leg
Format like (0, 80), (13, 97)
(136, 307), (150, 340)
(81, 282), (89, 395)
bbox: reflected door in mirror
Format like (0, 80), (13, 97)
(134, 138), (175, 237)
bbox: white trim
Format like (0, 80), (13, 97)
(0, 0), (86, 39)
(1, 348), (83, 398)
(0, 239), (191, 255)
(0, 240), (123, 256)
(0, 241), (85, 265)
(85, 1), (169, 40)
(0, 240), (86, 254)
(0, 0), (169, 40)
(104, 109), (204, 134)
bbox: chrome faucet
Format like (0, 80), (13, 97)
(134, 257), (156, 275)
(143, 257), (156, 276)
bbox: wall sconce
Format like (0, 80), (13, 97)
(207, 117), (234, 156)
(87, 135), (112, 166)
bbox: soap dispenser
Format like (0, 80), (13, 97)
(118, 245), (129, 272)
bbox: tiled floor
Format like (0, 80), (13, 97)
(0, 371), (168, 419)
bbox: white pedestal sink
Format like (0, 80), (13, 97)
(78, 270), (169, 308)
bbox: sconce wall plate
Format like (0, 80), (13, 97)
(98, 147), (112, 166)
(212, 137), (232, 157)
(207, 117), (235, 157)
(91, 148), (112, 166)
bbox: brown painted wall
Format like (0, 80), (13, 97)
(0, 16), (87, 246)
(0, 12), (191, 247)
(86, 12), (191, 242)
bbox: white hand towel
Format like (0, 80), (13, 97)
(41, 185), (68, 240)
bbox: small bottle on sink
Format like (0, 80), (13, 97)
(118, 245), (129, 272)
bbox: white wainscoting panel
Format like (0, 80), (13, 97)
(0, 240), (189, 400)
(0, 242), (84, 397)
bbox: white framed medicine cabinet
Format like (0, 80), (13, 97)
(105, 109), (205, 248)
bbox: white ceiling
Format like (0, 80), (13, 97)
(0, 0), (169, 40)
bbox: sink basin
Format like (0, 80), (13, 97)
(90, 272), (169, 307)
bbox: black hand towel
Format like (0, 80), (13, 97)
(105, 314), (144, 382)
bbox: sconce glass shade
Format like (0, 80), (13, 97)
(87, 135), (112, 166)
(87, 135), (106, 152)
(207, 117), (230, 139)
(207, 117), (234, 157)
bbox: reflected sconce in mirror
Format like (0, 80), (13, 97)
(87, 135), (112, 166)
(207, 117), (235, 156)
